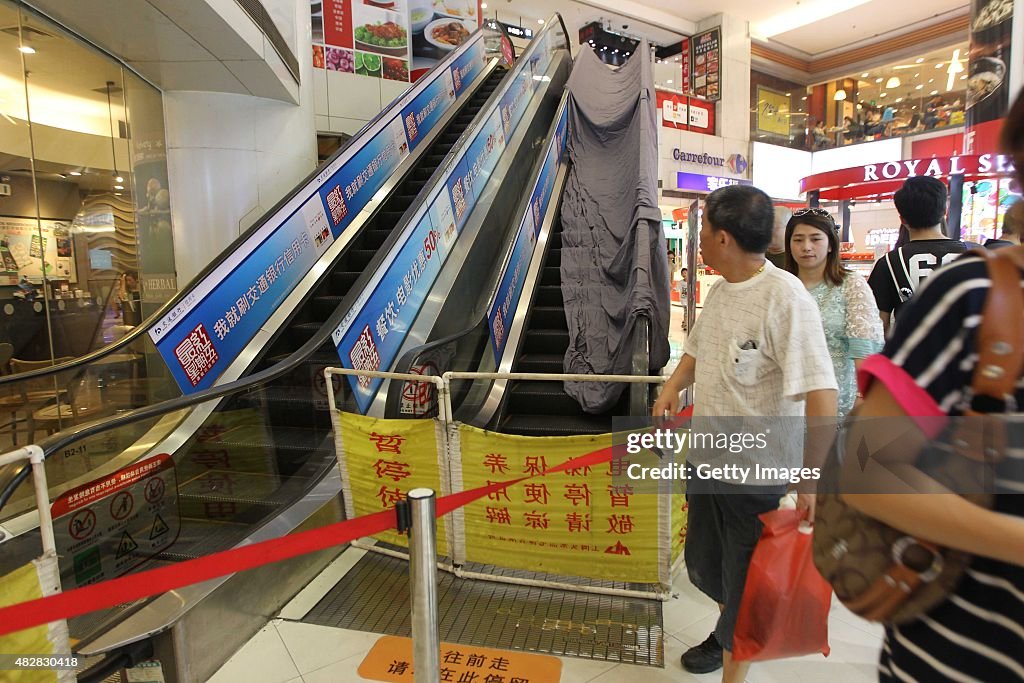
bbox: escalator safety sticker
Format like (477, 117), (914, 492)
(51, 454), (180, 589)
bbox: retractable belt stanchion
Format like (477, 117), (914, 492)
(405, 488), (440, 682)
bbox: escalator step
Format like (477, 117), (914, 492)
(540, 266), (560, 285)
(361, 229), (392, 249)
(547, 232), (562, 250)
(313, 295), (346, 319)
(289, 322), (323, 347)
(377, 210), (407, 226)
(431, 143), (453, 156)
(507, 381), (584, 415)
(347, 249), (379, 269)
(424, 154), (447, 166)
(544, 249), (561, 266)
(404, 179), (428, 194)
(523, 329), (569, 354)
(529, 306), (567, 330)
(516, 353), (563, 373)
(413, 167), (435, 182)
(535, 285), (563, 306)
(500, 414), (614, 437)
(331, 271), (361, 293)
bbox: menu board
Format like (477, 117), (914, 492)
(960, 177), (1021, 244)
(312, 1), (412, 82)
(0, 217), (76, 284)
(690, 27), (720, 101)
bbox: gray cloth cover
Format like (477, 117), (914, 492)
(559, 41), (670, 413)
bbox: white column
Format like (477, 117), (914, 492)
(163, 0), (317, 284)
(698, 13), (751, 148)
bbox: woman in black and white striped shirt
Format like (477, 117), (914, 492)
(843, 93), (1024, 682)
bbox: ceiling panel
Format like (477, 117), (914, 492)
(769, 0), (967, 56)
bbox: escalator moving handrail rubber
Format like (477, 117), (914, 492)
(0, 13), (572, 513)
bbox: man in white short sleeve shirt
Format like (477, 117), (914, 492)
(653, 185), (837, 683)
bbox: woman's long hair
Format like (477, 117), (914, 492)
(784, 212), (848, 287)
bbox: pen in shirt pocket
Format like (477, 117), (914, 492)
(740, 339), (757, 350)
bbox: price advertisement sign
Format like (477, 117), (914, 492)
(690, 27), (720, 101)
(52, 454), (179, 589)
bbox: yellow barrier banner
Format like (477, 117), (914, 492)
(671, 488), (689, 565)
(458, 425), (663, 583)
(338, 413), (448, 554)
(0, 554), (73, 683)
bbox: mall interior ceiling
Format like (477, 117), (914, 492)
(489, 0), (971, 88)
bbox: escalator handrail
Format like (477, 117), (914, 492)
(0, 24), (501, 389)
(0, 13), (572, 513)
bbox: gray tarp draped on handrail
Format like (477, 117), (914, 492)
(559, 41), (670, 413)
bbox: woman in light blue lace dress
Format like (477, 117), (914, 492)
(785, 209), (883, 417)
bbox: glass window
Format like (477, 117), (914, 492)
(0, 0), (176, 448)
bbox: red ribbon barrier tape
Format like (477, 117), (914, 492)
(0, 412), (691, 637)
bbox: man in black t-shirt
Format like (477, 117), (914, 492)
(867, 176), (966, 335)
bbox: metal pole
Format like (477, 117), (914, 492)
(408, 488), (439, 683)
(27, 445), (56, 556)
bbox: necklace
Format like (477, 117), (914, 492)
(751, 261), (766, 278)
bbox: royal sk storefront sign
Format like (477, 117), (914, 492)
(801, 153), (1017, 199)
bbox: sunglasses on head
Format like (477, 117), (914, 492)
(793, 208), (833, 219)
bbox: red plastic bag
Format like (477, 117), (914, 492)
(733, 508), (832, 661)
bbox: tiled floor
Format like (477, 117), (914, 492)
(210, 545), (883, 683)
(209, 302), (883, 683)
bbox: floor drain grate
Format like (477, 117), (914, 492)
(302, 551), (664, 667)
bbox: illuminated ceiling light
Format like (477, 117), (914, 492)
(915, 58), (924, 63)
(916, 84), (923, 90)
(666, 79), (673, 84)
(481, 2), (487, 6)
(115, 175), (124, 183)
(895, 97), (903, 103)
(929, 78), (934, 83)
(537, 18), (544, 24)
(834, 89), (847, 101)
(113, 184), (124, 190)
(885, 76), (901, 88)
(17, 45), (34, 54)
(935, 62), (944, 68)
(861, 72), (869, 77)
(752, 0), (871, 38)
(785, 92), (791, 96)
(875, 78), (883, 83)
(880, 92), (887, 97)
(930, 90), (939, 95)
(946, 48), (963, 91)
(801, 96), (807, 100)
(69, 171), (82, 176)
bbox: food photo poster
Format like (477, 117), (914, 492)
(312, 0), (482, 82)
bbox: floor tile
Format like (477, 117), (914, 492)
(207, 623), (301, 683)
(278, 545), (368, 620)
(557, 655), (619, 683)
(303, 651), (378, 683)
(274, 621), (382, 675)
(664, 569), (720, 637)
(589, 634), (712, 682)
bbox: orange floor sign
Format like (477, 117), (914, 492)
(358, 635), (562, 682)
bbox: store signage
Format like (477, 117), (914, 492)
(484, 18), (533, 40)
(656, 90), (714, 135)
(690, 27), (720, 101)
(332, 29), (560, 412)
(488, 103), (567, 364)
(865, 228), (899, 247)
(672, 149), (724, 167)
(756, 86), (789, 136)
(151, 35), (487, 393)
(676, 172), (752, 193)
(801, 153), (1017, 194)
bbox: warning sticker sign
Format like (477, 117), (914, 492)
(52, 454), (180, 588)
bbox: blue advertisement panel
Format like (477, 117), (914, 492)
(151, 33), (489, 394)
(317, 118), (410, 238)
(449, 39), (486, 98)
(498, 67), (534, 140)
(153, 197), (335, 392)
(400, 71), (456, 152)
(333, 34), (558, 412)
(487, 105), (568, 364)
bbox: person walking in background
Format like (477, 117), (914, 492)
(765, 205), (793, 269)
(677, 267), (689, 331)
(652, 185), (837, 682)
(785, 208), (883, 417)
(984, 200), (1023, 249)
(842, 91), (1024, 682)
(866, 176), (966, 335)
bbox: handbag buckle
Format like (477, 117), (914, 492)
(892, 536), (944, 583)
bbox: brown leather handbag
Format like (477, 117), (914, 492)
(812, 247), (1024, 625)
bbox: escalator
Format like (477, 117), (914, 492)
(494, 214), (631, 436)
(0, 16), (574, 680)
